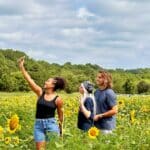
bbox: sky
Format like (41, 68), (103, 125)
(0, 0), (150, 69)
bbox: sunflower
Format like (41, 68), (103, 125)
(118, 100), (125, 109)
(0, 134), (4, 141)
(5, 137), (11, 144)
(0, 126), (4, 141)
(7, 114), (20, 134)
(0, 126), (4, 134)
(130, 110), (135, 124)
(13, 136), (19, 145)
(88, 127), (99, 139)
(140, 105), (150, 113)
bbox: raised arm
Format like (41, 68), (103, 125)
(18, 56), (42, 97)
(56, 97), (64, 137)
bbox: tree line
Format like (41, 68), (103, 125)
(0, 49), (150, 94)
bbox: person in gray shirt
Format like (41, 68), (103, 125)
(94, 70), (118, 134)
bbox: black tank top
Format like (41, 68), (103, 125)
(36, 92), (58, 119)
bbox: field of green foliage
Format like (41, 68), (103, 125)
(0, 92), (149, 150)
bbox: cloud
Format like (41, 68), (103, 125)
(0, 0), (150, 69)
(77, 7), (95, 19)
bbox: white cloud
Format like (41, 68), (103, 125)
(25, 49), (58, 61)
(0, 0), (150, 69)
(77, 7), (95, 19)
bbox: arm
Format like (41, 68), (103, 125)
(94, 90), (118, 121)
(56, 97), (64, 137)
(94, 105), (118, 121)
(18, 56), (42, 97)
(80, 98), (94, 119)
(80, 103), (91, 119)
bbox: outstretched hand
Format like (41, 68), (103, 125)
(17, 56), (25, 68)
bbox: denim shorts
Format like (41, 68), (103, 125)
(34, 117), (60, 142)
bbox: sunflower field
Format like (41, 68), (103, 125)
(0, 92), (149, 150)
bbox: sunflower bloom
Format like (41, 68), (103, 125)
(5, 137), (11, 144)
(0, 134), (4, 141)
(118, 100), (125, 109)
(7, 114), (20, 134)
(88, 127), (99, 139)
(0, 126), (4, 134)
(130, 110), (135, 124)
(140, 106), (150, 113)
(13, 136), (20, 145)
(0, 126), (4, 141)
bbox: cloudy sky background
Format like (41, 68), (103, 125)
(0, 0), (150, 69)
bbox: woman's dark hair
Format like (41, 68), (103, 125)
(53, 77), (66, 91)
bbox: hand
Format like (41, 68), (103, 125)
(94, 114), (104, 121)
(17, 56), (25, 68)
(94, 115), (100, 121)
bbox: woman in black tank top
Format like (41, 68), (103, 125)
(18, 56), (66, 150)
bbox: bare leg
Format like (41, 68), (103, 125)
(36, 141), (46, 150)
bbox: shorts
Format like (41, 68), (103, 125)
(34, 117), (60, 142)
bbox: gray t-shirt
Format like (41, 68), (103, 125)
(94, 88), (117, 130)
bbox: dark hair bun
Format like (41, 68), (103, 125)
(53, 77), (66, 91)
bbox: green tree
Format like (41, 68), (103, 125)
(11, 72), (30, 91)
(0, 49), (150, 94)
(137, 81), (150, 94)
(0, 73), (18, 91)
(122, 79), (135, 94)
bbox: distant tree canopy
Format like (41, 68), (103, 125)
(0, 49), (150, 94)
(137, 81), (150, 94)
(122, 79), (135, 94)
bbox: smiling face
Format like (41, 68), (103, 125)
(43, 78), (56, 90)
(96, 73), (105, 87)
(96, 71), (113, 89)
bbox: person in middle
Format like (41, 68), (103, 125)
(77, 81), (96, 131)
